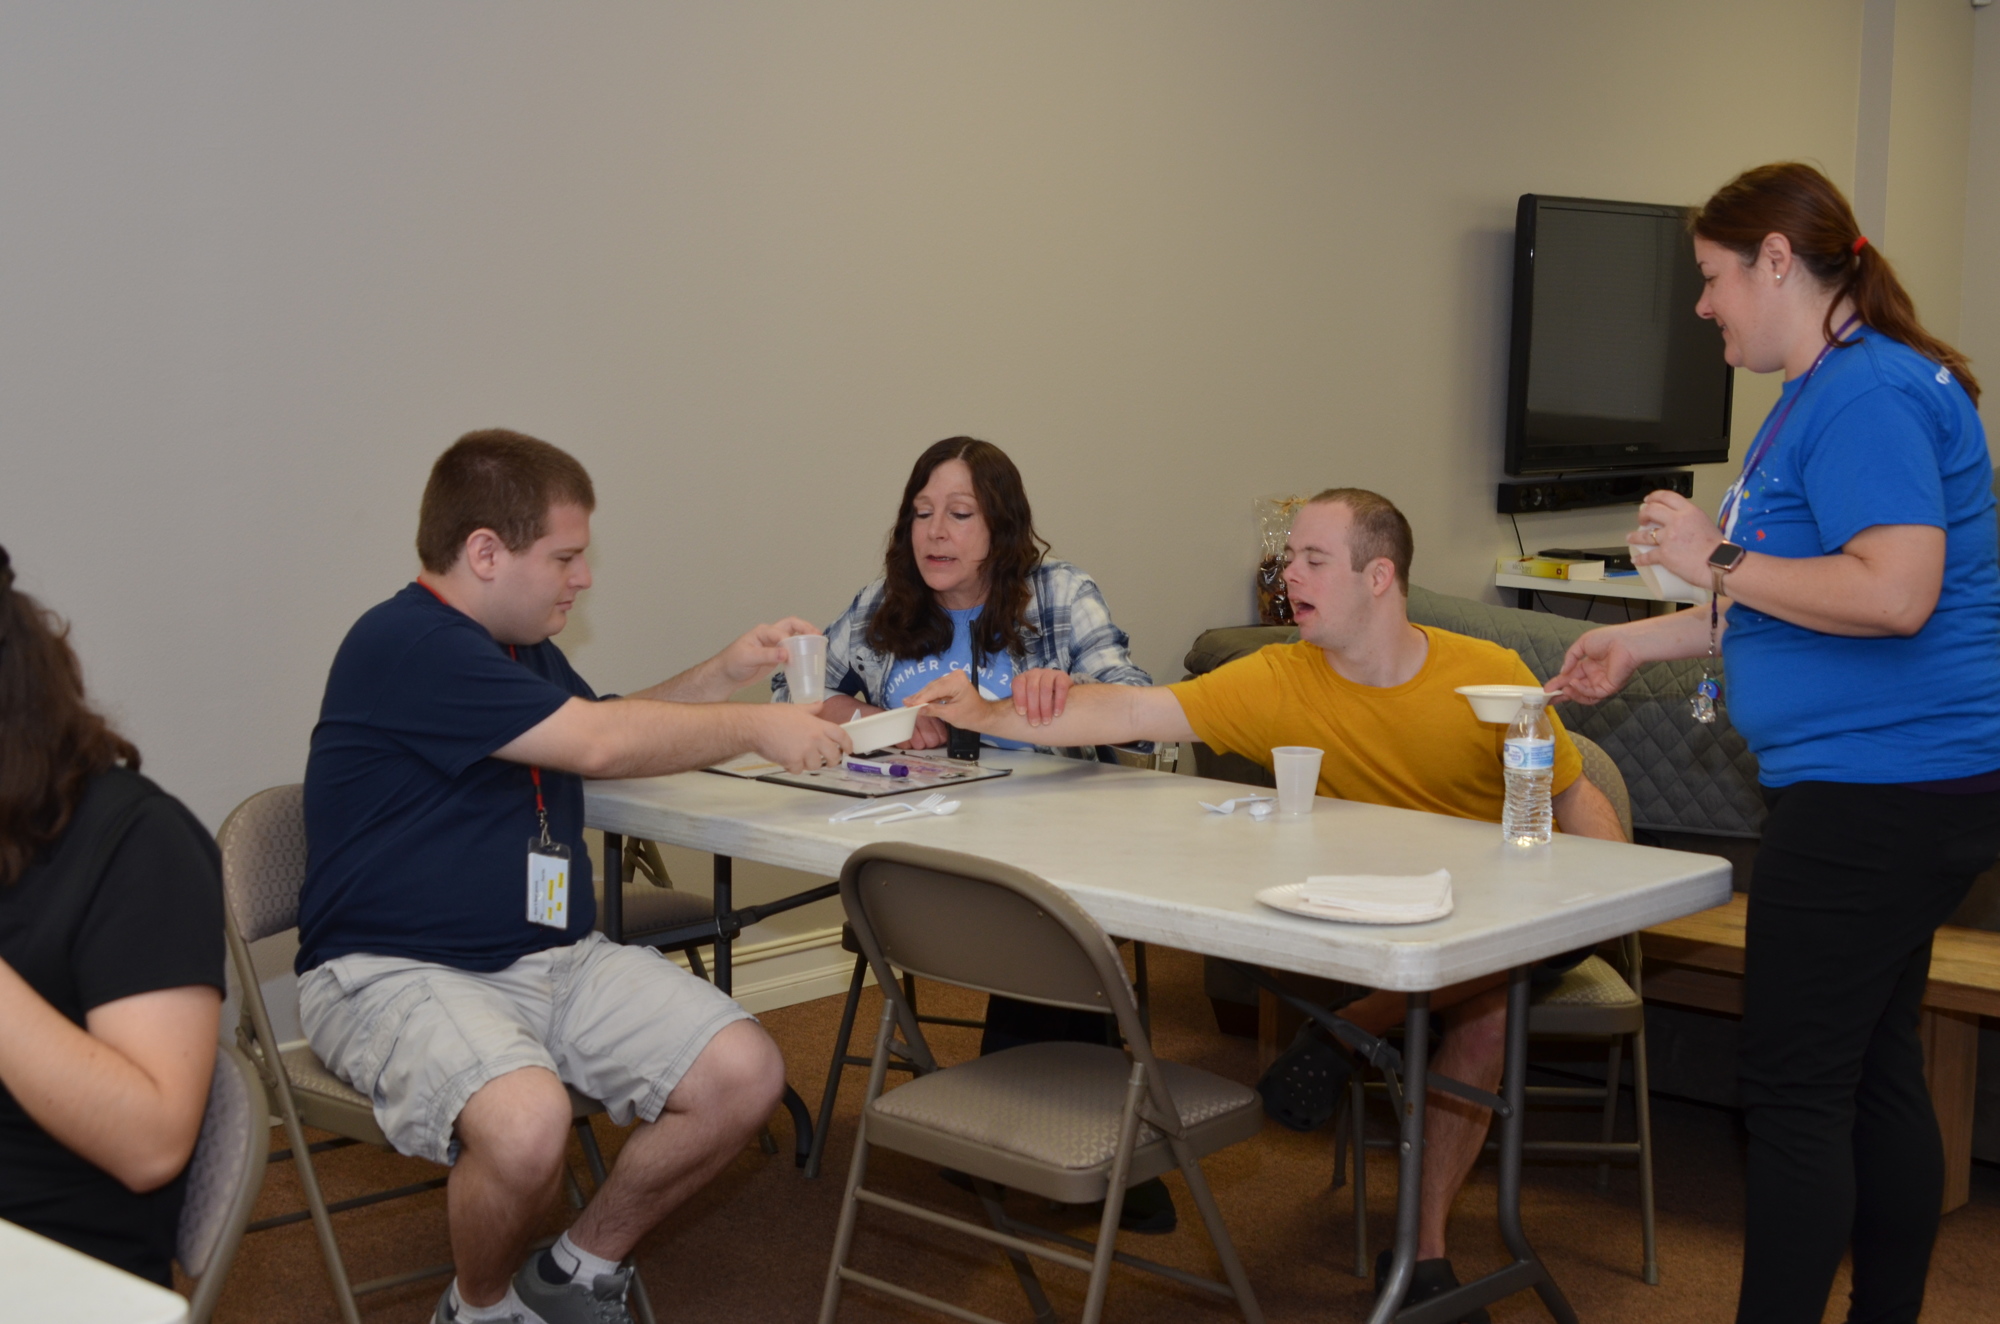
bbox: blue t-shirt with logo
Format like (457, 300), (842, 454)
(879, 607), (1030, 750)
(298, 584), (599, 973)
(1722, 327), (2000, 786)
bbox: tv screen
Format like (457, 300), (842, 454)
(1504, 195), (1733, 475)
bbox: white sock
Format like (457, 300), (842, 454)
(449, 1280), (529, 1322)
(549, 1230), (621, 1284)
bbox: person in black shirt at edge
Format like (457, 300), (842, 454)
(0, 544), (227, 1286)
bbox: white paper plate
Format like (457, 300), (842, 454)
(1254, 882), (1455, 926)
(842, 705), (924, 752)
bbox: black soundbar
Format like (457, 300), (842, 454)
(1497, 470), (1693, 514)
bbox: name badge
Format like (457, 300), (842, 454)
(527, 840), (572, 929)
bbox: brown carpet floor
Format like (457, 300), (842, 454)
(191, 946), (2000, 1322)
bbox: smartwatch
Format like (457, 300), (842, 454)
(1708, 541), (1748, 574)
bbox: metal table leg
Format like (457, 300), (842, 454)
(1366, 993), (1429, 1324)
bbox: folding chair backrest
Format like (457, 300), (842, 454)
(178, 1043), (269, 1321)
(216, 784), (309, 944)
(839, 843), (1147, 1052)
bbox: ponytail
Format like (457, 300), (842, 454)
(1690, 163), (1979, 405)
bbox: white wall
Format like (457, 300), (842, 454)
(1963, 1), (2000, 445)
(4, 2), (1887, 836)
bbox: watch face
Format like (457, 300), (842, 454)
(1709, 542), (1747, 570)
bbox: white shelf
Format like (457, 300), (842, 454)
(1496, 571), (1663, 602)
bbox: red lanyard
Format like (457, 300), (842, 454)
(416, 580), (550, 841)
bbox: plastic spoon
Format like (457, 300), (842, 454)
(873, 799), (962, 825)
(830, 793), (943, 824)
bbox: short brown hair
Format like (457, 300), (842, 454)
(416, 430), (596, 573)
(1308, 488), (1413, 592)
(0, 545), (142, 887)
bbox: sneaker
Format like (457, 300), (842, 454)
(432, 1284), (531, 1324)
(1257, 1022), (1355, 1132)
(1372, 1249), (1491, 1324)
(513, 1250), (635, 1324)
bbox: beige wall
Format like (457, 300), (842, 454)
(1964, 2), (2000, 444)
(4, 1), (1890, 836)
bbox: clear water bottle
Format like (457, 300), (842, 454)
(1501, 692), (1555, 846)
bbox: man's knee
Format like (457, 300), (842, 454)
(1444, 993), (1510, 1066)
(455, 1067), (573, 1180)
(671, 1020), (786, 1122)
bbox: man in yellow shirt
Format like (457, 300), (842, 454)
(912, 488), (1623, 1321)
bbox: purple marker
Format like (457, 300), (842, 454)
(845, 757), (911, 778)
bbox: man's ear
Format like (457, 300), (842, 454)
(461, 528), (506, 583)
(1368, 557), (1396, 598)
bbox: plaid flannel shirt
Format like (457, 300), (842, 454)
(772, 560), (1151, 760)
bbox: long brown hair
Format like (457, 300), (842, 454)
(0, 546), (142, 886)
(1690, 162), (1979, 405)
(865, 437), (1051, 662)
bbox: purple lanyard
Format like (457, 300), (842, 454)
(1716, 316), (1862, 535)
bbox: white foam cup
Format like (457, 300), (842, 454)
(783, 634), (828, 703)
(1272, 746), (1324, 816)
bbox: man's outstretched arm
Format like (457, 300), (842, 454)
(496, 696), (850, 779)
(905, 671), (1198, 747)
(627, 616), (821, 705)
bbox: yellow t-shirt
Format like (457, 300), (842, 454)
(1168, 626), (1581, 824)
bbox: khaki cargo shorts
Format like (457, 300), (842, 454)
(298, 931), (755, 1164)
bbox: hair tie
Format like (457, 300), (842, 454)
(1851, 235), (1869, 255)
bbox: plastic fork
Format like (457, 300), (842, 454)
(830, 793), (943, 824)
(1199, 795), (1276, 815)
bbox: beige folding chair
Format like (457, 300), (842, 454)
(177, 1041), (269, 1324)
(1338, 734), (1659, 1284)
(820, 842), (1264, 1324)
(217, 784), (656, 1324)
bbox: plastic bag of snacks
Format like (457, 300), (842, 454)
(1254, 494), (1307, 625)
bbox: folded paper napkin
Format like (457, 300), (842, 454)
(1297, 869), (1453, 920)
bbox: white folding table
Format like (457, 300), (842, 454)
(0, 1219), (189, 1324)
(586, 750), (1730, 1322)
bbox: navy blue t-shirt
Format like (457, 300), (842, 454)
(1722, 328), (2000, 785)
(298, 584), (598, 973)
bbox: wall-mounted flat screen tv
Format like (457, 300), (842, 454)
(1504, 194), (1733, 475)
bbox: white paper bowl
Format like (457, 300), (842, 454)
(842, 705), (924, 752)
(1635, 562), (1711, 604)
(1455, 684), (1547, 724)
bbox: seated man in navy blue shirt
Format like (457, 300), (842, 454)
(298, 430), (852, 1324)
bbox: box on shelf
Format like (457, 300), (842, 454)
(1497, 555), (1607, 582)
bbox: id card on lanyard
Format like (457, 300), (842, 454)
(509, 644), (570, 929)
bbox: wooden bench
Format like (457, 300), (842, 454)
(1643, 894), (2000, 1212)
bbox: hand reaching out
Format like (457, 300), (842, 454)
(1548, 629), (1643, 706)
(1009, 669), (1072, 727)
(718, 618), (821, 687)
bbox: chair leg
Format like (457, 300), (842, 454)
(1598, 1038), (1624, 1191)
(1078, 1064), (1146, 1324)
(974, 1178), (1057, 1324)
(819, 1006), (895, 1324)
(1632, 1022), (1660, 1286)
(1350, 1074), (1369, 1278)
(807, 954), (870, 1180)
(273, 1080), (364, 1324)
(1173, 1136), (1265, 1324)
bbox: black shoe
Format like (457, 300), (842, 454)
(1373, 1249), (1491, 1324)
(1257, 1022), (1355, 1132)
(1112, 1176), (1177, 1235)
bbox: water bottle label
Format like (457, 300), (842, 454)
(1503, 737), (1555, 771)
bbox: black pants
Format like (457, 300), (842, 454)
(1735, 780), (2000, 1324)
(979, 996), (1117, 1055)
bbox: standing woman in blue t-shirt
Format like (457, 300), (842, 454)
(1553, 163), (2000, 1324)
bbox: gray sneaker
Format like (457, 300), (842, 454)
(513, 1252), (635, 1324)
(432, 1284), (533, 1323)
